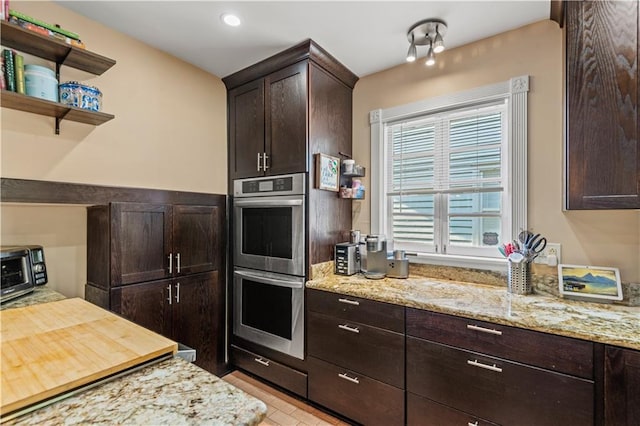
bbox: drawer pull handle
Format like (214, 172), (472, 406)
(338, 373), (359, 384)
(467, 359), (502, 373)
(467, 324), (502, 336)
(338, 324), (360, 334)
(468, 422), (479, 426)
(338, 298), (359, 306)
(254, 357), (270, 367)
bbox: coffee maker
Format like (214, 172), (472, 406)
(364, 234), (387, 279)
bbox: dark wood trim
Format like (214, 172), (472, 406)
(1, 178), (226, 206)
(222, 39), (358, 90)
(550, 0), (565, 28)
(594, 343), (605, 426)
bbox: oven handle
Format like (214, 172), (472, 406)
(234, 269), (304, 289)
(234, 199), (303, 207)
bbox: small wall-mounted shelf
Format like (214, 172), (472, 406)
(2, 90), (115, 126)
(339, 163), (366, 199)
(0, 20), (116, 134)
(0, 21), (115, 75)
(341, 164), (366, 177)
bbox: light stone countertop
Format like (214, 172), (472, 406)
(2, 287), (267, 425)
(306, 273), (640, 351)
(0, 286), (66, 310)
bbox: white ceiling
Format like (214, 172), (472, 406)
(56, 1), (551, 79)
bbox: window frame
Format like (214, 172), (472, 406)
(370, 76), (529, 271)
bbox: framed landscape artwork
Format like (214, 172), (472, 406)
(558, 264), (623, 302)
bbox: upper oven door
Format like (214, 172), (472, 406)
(234, 195), (305, 277)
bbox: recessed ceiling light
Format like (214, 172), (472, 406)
(221, 13), (241, 27)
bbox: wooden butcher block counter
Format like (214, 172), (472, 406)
(1, 298), (177, 416)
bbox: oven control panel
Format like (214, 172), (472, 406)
(242, 177), (293, 194)
(234, 173), (305, 197)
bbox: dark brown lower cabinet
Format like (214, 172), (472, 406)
(407, 392), (498, 426)
(231, 345), (307, 398)
(112, 271), (223, 373)
(307, 311), (404, 388)
(407, 337), (594, 426)
(605, 346), (640, 425)
(308, 357), (404, 426)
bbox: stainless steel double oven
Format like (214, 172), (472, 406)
(232, 173), (305, 360)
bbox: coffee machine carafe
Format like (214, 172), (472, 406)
(364, 234), (387, 279)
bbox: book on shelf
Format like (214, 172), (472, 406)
(14, 53), (24, 94)
(0, 0), (8, 21)
(8, 9), (80, 40)
(3, 49), (16, 92)
(1, 56), (6, 91)
(8, 16), (86, 49)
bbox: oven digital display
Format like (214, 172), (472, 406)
(258, 181), (273, 192)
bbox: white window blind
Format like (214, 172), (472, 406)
(384, 103), (508, 257)
(370, 76), (529, 270)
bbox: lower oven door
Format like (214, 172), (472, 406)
(233, 267), (304, 360)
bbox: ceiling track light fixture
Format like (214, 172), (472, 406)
(406, 19), (447, 67)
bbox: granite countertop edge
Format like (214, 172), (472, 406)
(2, 287), (268, 426)
(306, 274), (640, 351)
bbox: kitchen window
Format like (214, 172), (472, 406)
(370, 76), (529, 270)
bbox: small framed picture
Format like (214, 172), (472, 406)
(558, 264), (623, 303)
(314, 153), (340, 192)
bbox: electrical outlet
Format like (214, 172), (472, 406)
(533, 243), (562, 265)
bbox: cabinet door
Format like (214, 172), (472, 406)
(173, 205), (221, 276)
(172, 271), (221, 374)
(308, 356), (404, 426)
(307, 311), (404, 388)
(111, 203), (172, 285)
(407, 337), (594, 426)
(112, 279), (172, 338)
(605, 346), (640, 425)
(566, 0), (639, 209)
(229, 79), (265, 179)
(265, 61), (308, 176)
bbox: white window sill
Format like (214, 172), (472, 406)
(408, 253), (507, 272)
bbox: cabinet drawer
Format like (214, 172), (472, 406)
(307, 288), (404, 332)
(407, 392), (499, 426)
(307, 311), (404, 388)
(231, 345), (307, 398)
(308, 356), (404, 426)
(407, 308), (594, 379)
(407, 337), (594, 426)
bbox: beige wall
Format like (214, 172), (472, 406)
(1, 1), (227, 297)
(352, 20), (640, 283)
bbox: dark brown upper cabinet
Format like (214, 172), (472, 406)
(87, 202), (220, 288)
(566, 0), (639, 209)
(228, 62), (307, 178)
(224, 39), (358, 184)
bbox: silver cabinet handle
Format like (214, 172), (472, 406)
(468, 422), (479, 426)
(168, 253), (173, 274)
(175, 282), (180, 303)
(167, 284), (172, 305)
(338, 373), (359, 384)
(257, 153), (262, 172)
(467, 359), (502, 373)
(254, 357), (270, 367)
(467, 324), (502, 336)
(338, 298), (359, 306)
(176, 253), (181, 274)
(263, 152), (269, 170)
(338, 324), (360, 334)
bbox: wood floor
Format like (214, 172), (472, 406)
(223, 370), (350, 426)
